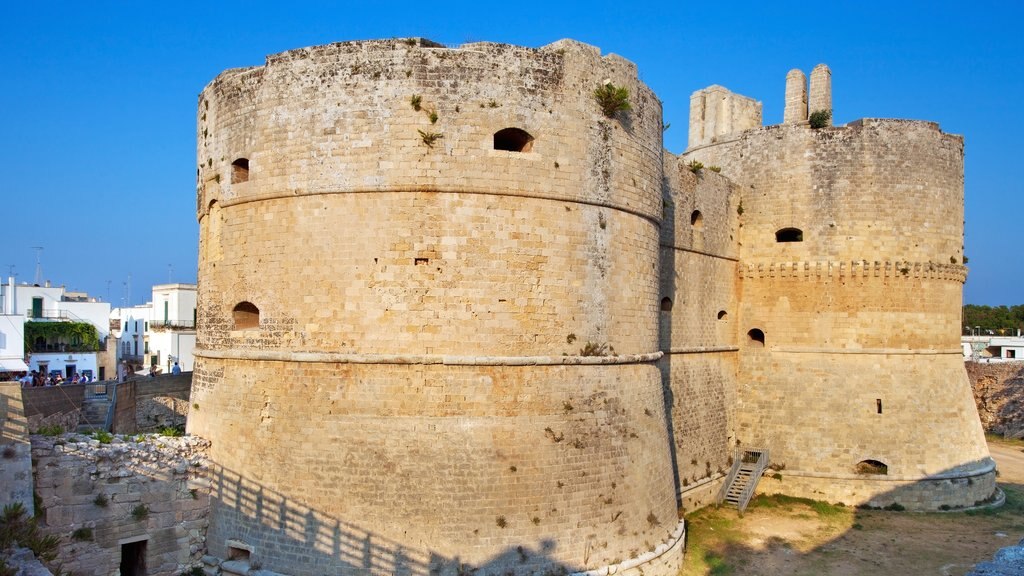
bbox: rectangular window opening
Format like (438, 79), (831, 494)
(120, 540), (147, 576)
(414, 258), (429, 265)
(876, 399), (883, 414)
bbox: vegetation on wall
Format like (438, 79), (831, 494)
(593, 83), (631, 118)
(963, 304), (1024, 334)
(23, 322), (100, 353)
(809, 109), (832, 129)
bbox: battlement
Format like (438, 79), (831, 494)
(688, 63), (832, 148)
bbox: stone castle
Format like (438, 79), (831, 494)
(188, 38), (993, 576)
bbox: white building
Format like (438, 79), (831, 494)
(962, 334), (1024, 362)
(0, 280), (28, 377)
(0, 278), (112, 380)
(110, 283), (196, 374)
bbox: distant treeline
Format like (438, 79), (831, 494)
(963, 304), (1024, 334)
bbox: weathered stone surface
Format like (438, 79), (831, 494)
(31, 433), (210, 576)
(968, 361), (1024, 436)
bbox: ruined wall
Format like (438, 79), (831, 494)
(32, 433), (210, 576)
(0, 382), (33, 514)
(684, 118), (993, 510)
(115, 374), (193, 434)
(658, 159), (740, 510)
(968, 361), (1024, 436)
(21, 384), (84, 433)
(191, 39), (681, 576)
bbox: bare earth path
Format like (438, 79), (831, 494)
(681, 440), (1024, 575)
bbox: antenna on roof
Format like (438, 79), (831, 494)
(31, 247), (43, 285)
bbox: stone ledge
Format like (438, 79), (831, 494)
(194, 349), (664, 366)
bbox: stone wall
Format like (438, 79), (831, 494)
(113, 374), (193, 434)
(31, 433), (210, 576)
(21, 383), (85, 433)
(683, 117), (991, 510)
(0, 382), (34, 514)
(968, 361), (1024, 436)
(658, 157), (740, 507)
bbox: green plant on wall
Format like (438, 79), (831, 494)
(809, 109), (831, 129)
(24, 322), (100, 354)
(593, 83), (631, 118)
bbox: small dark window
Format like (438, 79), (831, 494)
(690, 210), (703, 229)
(231, 158), (250, 184)
(876, 399), (883, 414)
(775, 228), (803, 242)
(855, 460), (888, 475)
(493, 128), (534, 152)
(660, 297), (673, 312)
(414, 258), (429, 265)
(747, 328), (765, 346)
(232, 302), (259, 330)
(120, 540), (147, 576)
(717, 310), (727, 320)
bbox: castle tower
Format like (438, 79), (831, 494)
(783, 69), (808, 124)
(808, 63), (832, 123)
(190, 39), (682, 575)
(683, 72), (995, 510)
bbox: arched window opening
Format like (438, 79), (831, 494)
(775, 227), (803, 243)
(690, 210), (704, 229)
(232, 301), (260, 330)
(717, 310), (728, 320)
(747, 328), (765, 347)
(231, 158), (250, 184)
(660, 297), (673, 312)
(493, 128), (534, 152)
(855, 459), (888, 475)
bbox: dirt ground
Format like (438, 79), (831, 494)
(681, 440), (1024, 575)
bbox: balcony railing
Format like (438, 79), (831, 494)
(149, 320), (196, 331)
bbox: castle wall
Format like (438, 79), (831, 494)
(191, 39), (681, 576)
(658, 158), (740, 510)
(684, 119), (994, 510)
(31, 434), (210, 576)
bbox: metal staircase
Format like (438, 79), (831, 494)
(717, 448), (770, 513)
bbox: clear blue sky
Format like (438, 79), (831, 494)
(1, 1), (1020, 305)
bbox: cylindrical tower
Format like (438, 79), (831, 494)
(190, 39), (682, 575)
(685, 119), (996, 510)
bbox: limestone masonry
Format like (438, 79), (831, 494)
(189, 38), (993, 576)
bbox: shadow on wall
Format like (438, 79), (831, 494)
(205, 460), (585, 576)
(684, 457), (1008, 575)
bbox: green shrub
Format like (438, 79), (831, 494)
(131, 504), (149, 521)
(92, 431), (113, 444)
(410, 94), (422, 111)
(0, 503), (60, 562)
(593, 83), (631, 118)
(687, 160), (704, 173)
(809, 109), (831, 129)
(93, 494), (108, 507)
(71, 527), (93, 541)
(36, 425), (63, 437)
(159, 426), (184, 437)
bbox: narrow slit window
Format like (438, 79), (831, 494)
(493, 128), (534, 152)
(232, 302), (260, 330)
(690, 210), (703, 229)
(231, 158), (250, 184)
(775, 227), (803, 243)
(747, 328), (765, 347)
(876, 399), (883, 414)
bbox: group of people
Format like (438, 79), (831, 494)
(19, 370), (94, 387)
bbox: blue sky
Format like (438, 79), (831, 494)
(1, 1), (1020, 305)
